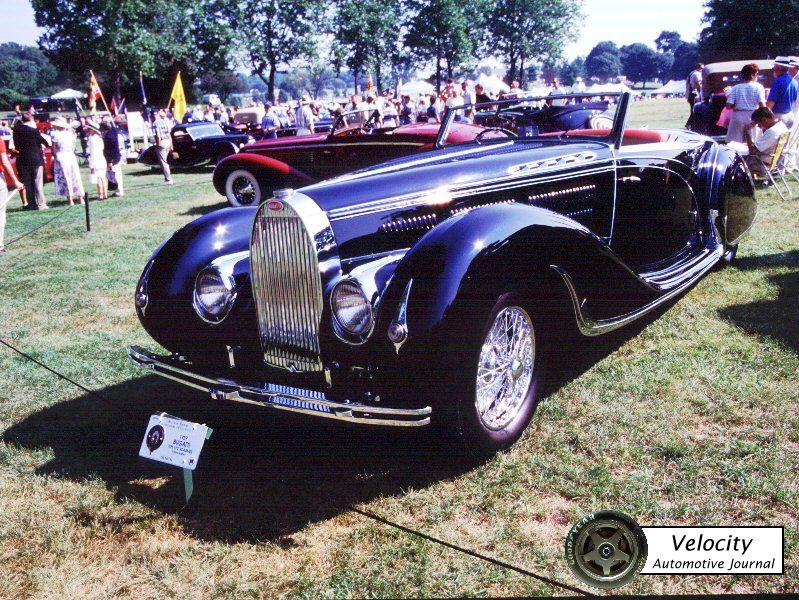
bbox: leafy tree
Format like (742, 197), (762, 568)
(486, 0), (579, 87)
(620, 43), (661, 85)
(0, 87), (29, 110)
(31, 0), (200, 103)
(558, 57), (586, 86)
(404, 0), (478, 93)
(0, 43), (59, 98)
(199, 70), (247, 103)
(337, 0), (403, 94)
(585, 41), (622, 81)
(700, 0), (799, 61)
(655, 31), (683, 54)
(671, 41), (701, 80)
(231, 0), (323, 102)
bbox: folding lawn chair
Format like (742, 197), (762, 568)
(780, 123), (799, 189)
(753, 130), (792, 201)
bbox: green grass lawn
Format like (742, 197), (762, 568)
(0, 111), (797, 597)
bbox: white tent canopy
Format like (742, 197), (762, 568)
(477, 73), (509, 95)
(400, 80), (435, 96)
(585, 82), (639, 95)
(50, 88), (87, 100)
(651, 80), (685, 95)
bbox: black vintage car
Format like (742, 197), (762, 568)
(137, 121), (251, 168)
(129, 93), (756, 454)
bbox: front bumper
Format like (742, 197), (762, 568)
(129, 346), (432, 427)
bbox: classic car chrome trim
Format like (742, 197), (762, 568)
(129, 346), (431, 427)
(388, 279), (413, 354)
(192, 251), (249, 325)
(551, 246), (723, 336)
(331, 253), (407, 345)
(250, 191), (341, 372)
(326, 162), (616, 221)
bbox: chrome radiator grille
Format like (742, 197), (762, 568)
(250, 200), (324, 372)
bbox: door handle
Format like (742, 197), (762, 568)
(618, 175), (641, 183)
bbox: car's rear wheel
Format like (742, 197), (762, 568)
(225, 169), (262, 207)
(449, 293), (544, 456)
(215, 146), (236, 165)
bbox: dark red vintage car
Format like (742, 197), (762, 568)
(212, 109), (484, 206)
(7, 146), (55, 188)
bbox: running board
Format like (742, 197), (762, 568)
(551, 246), (723, 336)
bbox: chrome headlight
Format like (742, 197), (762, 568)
(193, 267), (236, 324)
(331, 279), (373, 341)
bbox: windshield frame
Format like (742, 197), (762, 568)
(187, 123), (225, 140)
(435, 92), (630, 150)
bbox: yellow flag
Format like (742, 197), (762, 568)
(170, 71), (187, 123)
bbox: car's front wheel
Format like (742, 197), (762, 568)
(451, 293), (544, 456)
(225, 169), (262, 207)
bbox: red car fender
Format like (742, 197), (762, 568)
(212, 153), (317, 195)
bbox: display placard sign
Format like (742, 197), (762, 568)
(126, 111), (147, 141)
(139, 413), (210, 471)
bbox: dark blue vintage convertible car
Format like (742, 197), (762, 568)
(129, 93), (756, 454)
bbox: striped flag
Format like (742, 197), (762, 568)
(88, 72), (103, 112)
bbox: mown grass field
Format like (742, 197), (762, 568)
(0, 98), (797, 597)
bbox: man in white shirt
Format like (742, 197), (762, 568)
(460, 81), (474, 121)
(727, 106), (789, 178)
(685, 63), (703, 128)
(295, 95), (315, 135)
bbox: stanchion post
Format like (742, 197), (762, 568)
(84, 193), (90, 231)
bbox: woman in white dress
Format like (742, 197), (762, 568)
(85, 121), (108, 200)
(50, 118), (85, 205)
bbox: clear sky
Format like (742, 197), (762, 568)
(6, 0), (705, 61)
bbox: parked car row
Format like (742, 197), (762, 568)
(129, 92), (757, 455)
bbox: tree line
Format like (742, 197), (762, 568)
(2, 0), (796, 109)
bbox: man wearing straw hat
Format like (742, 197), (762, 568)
(766, 57), (798, 127)
(294, 95), (315, 136)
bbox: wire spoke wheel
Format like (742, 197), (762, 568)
(226, 170), (261, 207)
(475, 306), (535, 431)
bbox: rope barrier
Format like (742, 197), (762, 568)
(0, 335), (593, 596)
(0, 165), (593, 595)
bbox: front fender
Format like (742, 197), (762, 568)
(704, 144), (756, 247)
(212, 153), (317, 195)
(377, 203), (658, 357)
(137, 145), (158, 166)
(136, 207), (259, 356)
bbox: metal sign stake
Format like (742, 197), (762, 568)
(182, 426), (213, 505)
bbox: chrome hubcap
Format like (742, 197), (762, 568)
(231, 176), (256, 205)
(475, 306), (535, 430)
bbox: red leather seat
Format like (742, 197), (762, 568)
(560, 129), (671, 146)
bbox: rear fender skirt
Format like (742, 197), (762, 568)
(212, 153), (317, 195)
(702, 144), (757, 247)
(377, 203), (661, 353)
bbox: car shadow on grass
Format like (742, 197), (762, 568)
(127, 165), (214, 178)
(2, 309), (665, 544)
(720, 270), (799, 355)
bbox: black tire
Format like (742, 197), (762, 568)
(565, 510), (648, 590)
(215, 145), (236, 165)
(446, 292), (545, 456)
